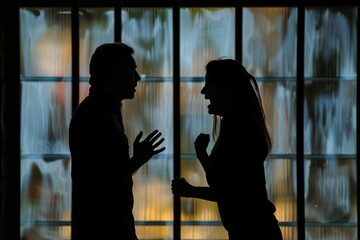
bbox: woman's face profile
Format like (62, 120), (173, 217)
(201, 75), (227, 116)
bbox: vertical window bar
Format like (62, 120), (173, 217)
(114, 3), (121, 42)
(4, 2), (21, 239)
(173, 4), (181, 240)
(296, 5), (305, 240)
(357, 4), (360, 240)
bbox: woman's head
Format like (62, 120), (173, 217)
(205, 59), (252, 85)
(202, 59), (272, 156)
(201, 59), (256, 116)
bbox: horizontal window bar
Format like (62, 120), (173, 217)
(20, 220), (358, 228)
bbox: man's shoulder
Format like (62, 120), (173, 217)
(75, 96), (105, 114)
(70, 97), (110, 126)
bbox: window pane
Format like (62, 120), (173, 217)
(243, 7), (298, 239)
(304, 7), (357, 240)
(304, 7), (357, 154)
(180, 8), (235, 77)
(121, 8), (174, 239)
(79, 8), (115, 102)
(20, 158), (71, 239)
(180, 7), (235, 239)
(15, 4), (358, 240)
(304, 7), (357, 78)
(242, 7), (297, 77)
(20, 8), (72, 77)
(122, 8), (173, 77)
(20, 7), (72, 240)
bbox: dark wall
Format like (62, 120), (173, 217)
(0, 0), (20, 239)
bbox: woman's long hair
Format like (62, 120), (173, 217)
(205, 59), (272, 159)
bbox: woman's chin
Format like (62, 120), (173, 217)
(207, 106), (220, 116)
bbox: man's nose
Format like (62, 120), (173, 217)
(136, 72), (141, 81)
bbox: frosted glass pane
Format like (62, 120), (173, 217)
(281, 226), (298, 240)
(179, 81), (219, 229)
(179, 81), (221, 236)
(136, 225), (173, 239)
(133, 161), (173, 221)
(20, 8), (72, 77)
(304, 7), (357, 77)
(20, 80), (72, 240)
(265, 158), (297, 220)
(178, 8), (235, 235)
(180, 82), (214, 154)
(181, 225), (227, 239)
(20, 158), (71, 239)
(306, 226), (356, 240)
(122, 82), (174, 239)
(178, 9), (234, 237)
(243, 7), (297, 77)
(304, 158), (357, 240)
(21, 81), (72, 154)
(20, 8), (73, 240)
(79, 8), (115, 77)
(303, 8), (357, 237)
(180, 8), (235, 77)
(21, 225), (71, 240)
(181, 157), (220, 221)
(122, 82), (173, 153)
(133, 160), (173, 239)
(79, 81), (90, 103)
(265, 158), (297, 240)
(259, 81), (297, 154)
(122, 8), (173, 77)
(79, 8), (114, 102)
(304, 80), (356, 154)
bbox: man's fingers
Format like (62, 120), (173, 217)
(134, 131), (143, 143)
(144, 129), (159, 142)
(152, 137), (165, 148)
(153, 147), (166, 155)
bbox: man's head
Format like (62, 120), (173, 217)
(89, 42), (141, 101)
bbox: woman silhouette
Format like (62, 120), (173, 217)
(172, 59), (283, 240)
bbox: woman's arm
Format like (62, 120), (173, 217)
(194, 133), (211, 171)
(171, 177), (217, 202)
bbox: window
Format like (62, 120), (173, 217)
(18, 2), (358, 240)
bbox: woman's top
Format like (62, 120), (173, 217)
(206, 112), (277, 235)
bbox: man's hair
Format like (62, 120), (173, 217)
(89, 42), (134, 86)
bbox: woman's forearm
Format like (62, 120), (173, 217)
(197, 154), (210, 171)
(189, 186), (217, 202)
